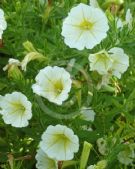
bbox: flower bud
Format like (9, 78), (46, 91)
(80, 141), (93, 169)
(8, 65), (23, 80)
(23, 41), (36, 52)
(96, 160), (107, 169)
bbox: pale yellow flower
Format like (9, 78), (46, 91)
(40, 125), (79, 161)
(62, 3), (109, 50)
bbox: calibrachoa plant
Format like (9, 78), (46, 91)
(0, 0), (135, 169)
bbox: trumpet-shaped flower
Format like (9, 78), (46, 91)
(109, 47), (129, 79)
(89, 50), (113, 75)
(61, 3), (109, 50)
(0, 92), (32, 127)
(89, 48), (129, 79)
(40, 124), (79, 161)
(0, 9), (7, 39)
(35, 149), (58, 169)
(32, 66), (72, 105)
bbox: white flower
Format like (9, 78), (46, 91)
(125, 9), (133, 30)
(89, 50), (113, 75)
(0, 92), (32, 127)
(61, 3), (109, 50)
(80, 107), (95, 122)
(35, 148), (58, 169)
(3, 58), (21, 71)
(0, 9), (7, 39)
(32, 66), (72, 105)
(87, 165), (96, 169)
(89, 0), (99, 8)
(89, 48), (129, 79)
(109, 47), (129, 79)
(40, 124), (79, 161)
(117, 145), (135, 165)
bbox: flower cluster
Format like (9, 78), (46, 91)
(0, 1), (134, 169)
(89, 47), (129, 80)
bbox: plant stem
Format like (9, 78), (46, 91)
(58, 161), (63, 169)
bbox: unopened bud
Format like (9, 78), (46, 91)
(96, 160), (107, 169)
(23, 41), (36, 52)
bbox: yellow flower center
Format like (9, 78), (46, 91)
(79, 20), (94, 30)
(96, 53), (108, 60)
(54, 133), (70, 145)
(54, 80), (63, 95)
(11, 102), (26, 114)
(95, 53), (110, 69)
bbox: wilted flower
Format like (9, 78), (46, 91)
(3, 58), (23, 80)
(61, 3), (109, 50)
(109, 47), (129, 79)
(89, 50), (113, 75)
(0, 9), (7, 39)
(21, 52), (45, 71)
(40, 124), (79, 161)
(97, 73), (112, 89)
(97, 138), (108, 155)
(3, 58), (21, 71)
(35, 148), (58, 169)
(80, 107), (95, 122)
(0, 92), (32, 127)
(32, 66), (72, 105)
